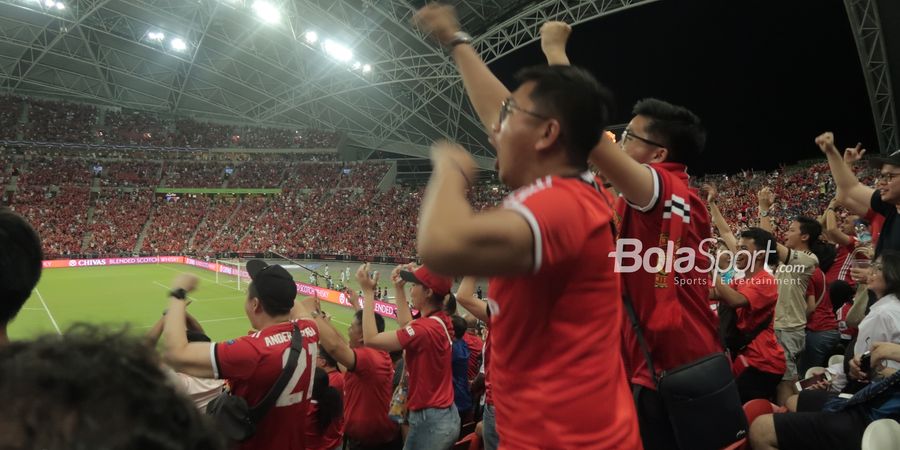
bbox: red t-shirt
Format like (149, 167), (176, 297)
(213, 320), (319, 450)
(462, 331), (483, 381)
(395, 311), (454, 411)
(837, 302), (859, 340)
(617, 164), (721, 389)
(827, 237), (862, 286)
(343, 347), (398, 444)
(806, 268), (837, 332)
(488, 173), (640, 449)
(865, 209), (884, 244)
(731, 271), (785, 376)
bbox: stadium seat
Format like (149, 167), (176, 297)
(828, 354), (844, 366)
(861, 419), (900, 450)
(743, 398), (777, 427)
(453, 432), (482, 450)
(804, 366), (826, 379)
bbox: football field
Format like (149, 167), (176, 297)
(8, 263), (399, 342)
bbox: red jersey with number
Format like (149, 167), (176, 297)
(731, 270), (785, 376)
(212, 319), (319, 450)
(343, 347), (398, 444)
(462, 331), (483, 381)
(395, 311), (454, 411)
(616, 163), (721, 389)
(488, 173), (640, 450)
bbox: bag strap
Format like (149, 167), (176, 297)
(622, 294), (660, 387)
(248, 323), (303, 423)
(429, 315), (453, 346)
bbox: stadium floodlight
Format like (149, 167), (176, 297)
(43, 0), (55, 7)
(362, 64), (372, 73)
(351, 61), (361, 70)
(323, 39), (353, 62)
(54, 1), (65, 9)
(170, 38), (187, 52)
(252, 1), (280, 24)
(147, 31), (165, 42)
(304, 31), (318, 44)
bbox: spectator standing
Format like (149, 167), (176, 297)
(358, 264), (459, 450)
(306, 367), (345, 450)
(161, 260), (319, 450)
(412, 6), (641, 449)
(451, 315), (473, 422)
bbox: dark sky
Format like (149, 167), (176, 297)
(488, 0), (878, 176)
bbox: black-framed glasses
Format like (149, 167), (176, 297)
(498, 97), (550, 126)
(879, 172), (900, 182)
(620, 128), (665, 148)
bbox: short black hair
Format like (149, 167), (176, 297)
(318, 345), (338, 368)
(0, 324), (223, 450)
(878, 250), (900, 298)
(0, 208), (43, 325)
(354, 309), (385, 333)
(632, 98), (706, 166)
(451, 315), (467, 340)
(739, 227), (778, 267)
(515, 65), (614, 169)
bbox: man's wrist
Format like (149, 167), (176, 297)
(445, 30), (471, 49)
(169, 288), (188, 300)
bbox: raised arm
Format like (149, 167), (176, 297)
(390, 264), (414, 326)
(757, 187), (789, 262)
(313, 310), (357, 371)
(358, 264), (403, 352)
(414, 4), (509, 131)
(845, 278), (871, 329)
(455, 276), (489, 322)
(816, 132), (873, 215)
(824, 203), (853, 247)
(704, 183), (738, 252)
(417, 141), (535, 276)
(711, 278), (749, 308)
(540, 21), (572, 66)
(161, 274), (215, 379)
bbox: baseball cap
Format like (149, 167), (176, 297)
(246, 259), (297, 313)
(399, 266), (453, 297)
(868, 149), (900, 169)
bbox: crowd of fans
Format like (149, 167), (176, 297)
(23, 99), (97, 144)
(86, 190), (154, 256)
(0, 96), (23, 140)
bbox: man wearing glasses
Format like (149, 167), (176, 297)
(411, 4), (641, 450)
(817, 132), (900, 257)
(541, 22), (726, 449)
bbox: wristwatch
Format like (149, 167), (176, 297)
(169, 288), (187, 300)
(446, 31), (473, 49)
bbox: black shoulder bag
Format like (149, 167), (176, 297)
(206, 324), (304, 443)
(624, 295), (747, 450)
(718, 301), (773, 357)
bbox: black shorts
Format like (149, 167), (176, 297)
(772, 408), (869, 450)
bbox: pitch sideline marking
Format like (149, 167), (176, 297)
(35, 289), (62, 335)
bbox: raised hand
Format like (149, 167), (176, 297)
(412, 3), (460, 46)
(815, 132), (837, 154)
(757, 187), (774, 210)
(431, 139), (477, 184)
(702, 183), (718, 203)
(540, 21), (572, 56)
(172, 273), (199, 293)
(391, 265), (406, 288)
(355, 263), (379, 292)
(843, 143), (867, 165)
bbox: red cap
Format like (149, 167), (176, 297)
(399, 266), (453, 297)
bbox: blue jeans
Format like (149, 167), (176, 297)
(801, 329), (841, 375)
(404, 404), (460, 450)
(482, 403), (499, 450)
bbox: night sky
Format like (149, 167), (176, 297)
(487, 0), (878, 176)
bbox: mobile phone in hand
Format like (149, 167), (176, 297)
(795, 371), (832, 391)
(860, 351), (872, 374)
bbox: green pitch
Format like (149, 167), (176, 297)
(8, 263), (399, 343)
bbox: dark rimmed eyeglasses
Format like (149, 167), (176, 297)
(620, 128), (665, 148)
(498, 98), (550, 126)
(878, 172), (900, 182)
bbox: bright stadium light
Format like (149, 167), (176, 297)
(351, 61), (361, 70)
(54, 1), (65, 9)
(252, 1), (280, 24)
(304, 31), (318, 44)
(362, 64), (372, 73)
(147, 31), (165, 42)
(323, 39), (353, 62)
(170, 38), (187, 52)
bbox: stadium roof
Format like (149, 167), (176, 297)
(0, 0), (659, 169)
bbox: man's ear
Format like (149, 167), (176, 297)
(534, 119), (563, 154)
(650, 147), (669, 164)
(248, 297), (262, 313)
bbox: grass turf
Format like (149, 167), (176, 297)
(8, 263), (399, 342)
